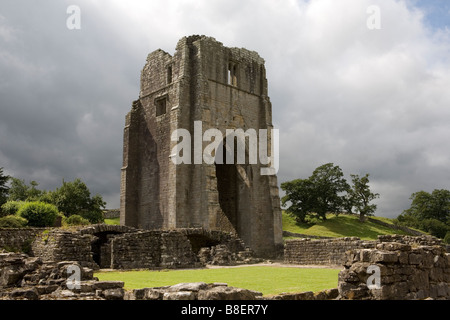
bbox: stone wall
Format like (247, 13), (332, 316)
(0, 228), (46, 254)
(110, 230), (200, 269)
(338, 235), (450, 299)
(284, 235), (447, 266)
(284, 237), (376, 266)
(31, 230), (96, 269)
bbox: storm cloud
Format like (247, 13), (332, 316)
(0, 0), (449, 217)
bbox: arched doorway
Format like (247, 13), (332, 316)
(214, 136), (252, 239)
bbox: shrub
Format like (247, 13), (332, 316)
(0, 215), (28, 228)
(17, 201), (59, 227)
(0, 201), (24, 217)
(64, 214), (90, 226)
(79, 210), (104, 224)
(444, 232), (450, 244)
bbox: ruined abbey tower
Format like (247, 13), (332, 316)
(120, 36), (282, 256)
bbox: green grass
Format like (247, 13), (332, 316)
(104, 217), (120, 225)
(282, 212), (412, 240)
(95, 266), (340, 296)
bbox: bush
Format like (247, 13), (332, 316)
(444, 232), (450, 244)
(17, 201), (59, 227)
(64, 214), (90, 226)
(0, 201), (24, 217)
(0, 215), (28, 228)
(79, 210), (104, 224)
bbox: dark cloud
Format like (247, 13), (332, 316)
(0, 0), (449, 217)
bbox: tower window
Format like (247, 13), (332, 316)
(155, 97), (167, 116)
(227, 62), (237, 86)
(167, 65), (173, 84)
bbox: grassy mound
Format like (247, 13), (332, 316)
(282, 212), (413, 240)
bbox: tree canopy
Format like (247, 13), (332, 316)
(281, 163), (379, 223)
(0, 167), (10, 207)
(396, 189), (450, 240)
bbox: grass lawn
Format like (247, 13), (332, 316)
(96, 266), (341, 296)
(104, 217), (120, 225)
(282, 212), (412, 240)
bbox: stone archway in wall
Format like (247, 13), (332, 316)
(214, 137), (252, 242)
(79, 225), (137, 268)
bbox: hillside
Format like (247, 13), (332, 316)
(282, 212), (422, 240)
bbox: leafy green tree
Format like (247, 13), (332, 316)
(396, 189), (450, 239)
(402, 189), (450, 224)
(281, 178), (315, 223)
(8, 177), (34, 201)
(347, 174), (379, 222)
(50, 178), (105, 223)
(0, 167), (10, 207)
(281, 163), (349, 222)
(308, 163), (350, 220)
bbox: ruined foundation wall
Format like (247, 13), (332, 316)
(284, 235), (446, 266)
(31, 230), (96, 268)
(110, 230), (199, 270)
(338, 235), (450, 300)
(284, 237), (376, 266)
(0, 228), (46, 253)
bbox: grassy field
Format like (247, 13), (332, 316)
(282, 212), (413, 240)
(104, 217), (120, 225)
(96, 266), (340, 296)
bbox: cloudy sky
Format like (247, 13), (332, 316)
(0, 0), (449, 218)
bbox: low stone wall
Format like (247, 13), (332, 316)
(284, 237), (376, 266)
(0, 226), (262, 270)
(102, 209), (120, 219)
(110, 230), (200, 269)
(0, 228), (46, 253)
(32, 230), (96, 269)
(338, 237), (450, 299)
(284, 234), (446, 266)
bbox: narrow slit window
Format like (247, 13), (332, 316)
(227, 62), (237, 86)
(167, 65), (173, 84)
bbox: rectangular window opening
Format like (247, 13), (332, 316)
(156, 97), (167, 116)
(227, 62), (237, 86)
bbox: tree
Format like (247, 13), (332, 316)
(347, 174), (379, 222)
(281, 163), (349, 222)
(50, 178), (105, 223)
(402, 189), (450, 224)
(308, 163), (350, 220)
(396, 189), (450, 239)
(0, 167), (10, 207)
(281, 178), (315, 223)
(8, 177), (33, 201)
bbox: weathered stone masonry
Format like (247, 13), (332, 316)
(284, 235), (446, 266)
(284, 237), (376, 266)
(120, 35), (283, 257)
(1, 225), (258, 270)
(338, 235), (450, 300)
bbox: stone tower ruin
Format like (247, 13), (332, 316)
(120, 35), (282, 256)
